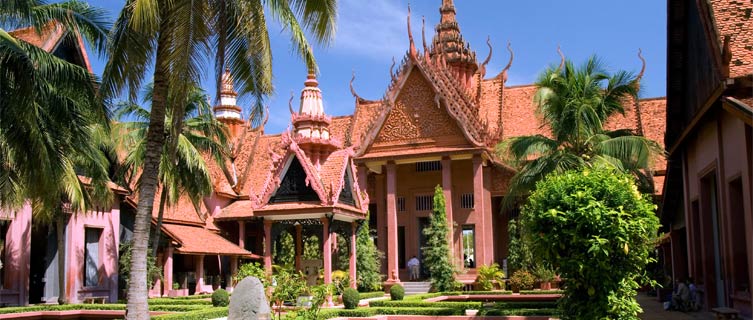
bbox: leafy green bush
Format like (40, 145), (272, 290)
(509, 270), (535, 291)
(151, 307), (228, 320)
(532, 264), (556, 283)
(476, 263), (505, 291)
(119, 241), (161, 288)
(147, 298), (212, 305)
(342, 288), (359, 309)
(522, 169), (660, 320)
(211, 289), (229, 307)
(369, 300), (482, 310)
(519, 289), (564, 295)
(390, 284), (405, 301)
(356, 212), (384, 292)
(422, 185), (458, 292)
(331, 270), (350, 295)
(234, 262), (268, 287)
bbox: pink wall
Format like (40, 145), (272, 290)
(0, 204), (31, 306)
(64, 201), (120, 303)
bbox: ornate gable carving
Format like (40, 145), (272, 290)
(269, 156), (320, 203)
(373, 70), (466, 145)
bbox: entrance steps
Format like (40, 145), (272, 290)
(402, 281), (432, 295)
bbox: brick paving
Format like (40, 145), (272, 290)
(638, 293), (715, 320)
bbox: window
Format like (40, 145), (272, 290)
(461, 193), (474, 209)
(415, 161), (441, 172)
(397, 197), (406, 212)
(415, 195), (433, 211)
(462, 225), (475, 268)
(728, 178), (750, 293)
(84, 228), (102, 287)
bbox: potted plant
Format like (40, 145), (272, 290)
(509, 269), (535, 293)
(476, 263), (505, 291)
(532, 264), (556, 290)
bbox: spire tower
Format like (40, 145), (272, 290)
(431, 0), (478, 89)
(214, 68), (246, 138)
(291, 73), (340, 167)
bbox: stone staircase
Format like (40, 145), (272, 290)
(402, 281), (432, 295)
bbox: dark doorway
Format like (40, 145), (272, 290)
(29, 224), (60, 304)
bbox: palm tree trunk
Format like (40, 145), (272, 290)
(151, 189), (167, 256)
(56, 212), (67, 305)
(125, 22), (171, 320)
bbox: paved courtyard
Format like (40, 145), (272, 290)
(638, 293), (714, 320)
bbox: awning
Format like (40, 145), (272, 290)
(161, 223), (261, 258)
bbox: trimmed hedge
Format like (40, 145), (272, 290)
(519, 289), (564, 295)
(147, 298), (212, 305)
(162, 294), (212, 300)
(358, 291), (386, 300)
(151, 307), (228, 320)
(389, 284), (404, 300)
(479, 308), (559, 316)
(368, 300), (482, 310)
(493, 301), (558, 309)
(0, 303), (208, 315)
(318, 307), (461, 319)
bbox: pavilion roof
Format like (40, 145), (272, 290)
(161, 223), (259, 258)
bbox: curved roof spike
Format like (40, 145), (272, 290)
(390, 57), (397, 83)
(499, 41), (514, 83)
(407, 3), (417, 59)
(288, 91), (295, 115)
(421, 16), (429, 54)
(262, 106), (270, 127)
(480, 36), (493, 69)
(557, 44), (565, 71)
(349, 70), (360, 98)
(636, 48), (646, 81)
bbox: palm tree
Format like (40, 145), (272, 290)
(497, 56), (663, 210)
(100, 1), (337, 317)
(0, 0), (112, 304)
(112, 84), (229, 257)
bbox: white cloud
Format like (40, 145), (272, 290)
(330, 0), (409, 59)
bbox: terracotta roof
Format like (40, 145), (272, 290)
(239, 134), (284, 198)
(9, 22), (65, 51)
(329, 116), (354, 143)
(357, 146), (485, 162)
(204, 153), (235, 196)
(232, 129), (263, 195)
(654, 175), (666, 195)
(319, 149), (351, 203)
(150, 188), (206, 226)
(500, 85), (549, 139)
(216, 200), (255, 220)
(161, 223), (258, 257)
(710, 0), (753, 78)
(350, 100), (384, 149)
(479, 78), (503, 137)
(638, 98), (668, 171)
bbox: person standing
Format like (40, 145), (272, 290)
(407, 256), (420, 280)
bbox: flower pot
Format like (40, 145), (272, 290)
(540, 282), (551, 290)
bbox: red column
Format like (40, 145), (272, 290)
(163, 244), (174, 295)
(483, 165), (494, 265)
(195, 255), (205, 294)
(322, 218), (332, 285)
(238, 221), (245, 250)
(357, 164), (368, 193)
(350, 222), (357, 289)
(264, 220), (273, 274)
(229, 256), (238, 292)
(441, 156), (455, 262)
(295, 224), (303, 270)
(472, 155), (486, 266)
(386, 161), (400, 283)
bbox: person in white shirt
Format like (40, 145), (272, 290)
(407, 256), (420, 280)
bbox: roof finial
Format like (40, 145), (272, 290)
(557, 44), (565, 71)
(288, 91), (295, 115)
(422, 16), (430, 61)
(390, 57), (397, 83)
(262, 106), (270, 127)
(407, 3), (417, 59)
(480, 36), (493, 70)
(636, 48), (646, 81)
(349, 70), (360, 99)
(499, 41), (514, 83)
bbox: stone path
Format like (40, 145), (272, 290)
(638, 293), (714, 320)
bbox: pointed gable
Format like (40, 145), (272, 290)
(269, 156), (320, 203)
(364, 67), (473, 156)
(338, 166), (356, 206)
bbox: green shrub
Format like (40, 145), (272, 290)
(234, 262), (268, 287)
(519, 289), (564, 295)
(356, 212), (384, 292)
(369, 300), (482, 310)
(509, 269), (535, 291)
(358, 291), (385, 300)
(148, 298), (212, 305)
(151, 307), (228, 320)
(390, 284), (405, 300)
(422, 186), (459, 292)
(522, 169), (660, 320)
(211, 289), (230, 307)
(476, 263), (505, 291)
(342, 288), (359, 309)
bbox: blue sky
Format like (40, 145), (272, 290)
(89, 0), (667, 134)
